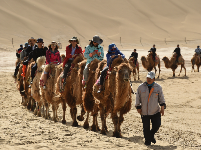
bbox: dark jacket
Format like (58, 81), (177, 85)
(25, 45), (38, 57)
(28, 47), (48, 61)
(16, 47), (23, 58)
(106, 49), (125, 67)
(174, 47), (181, 55)
(149, 47), (156, 53)
(130, 52), (138, 59)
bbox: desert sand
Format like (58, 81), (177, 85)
(1, 0), (201, 149)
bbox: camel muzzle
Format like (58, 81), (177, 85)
(123, 73), (129, 81)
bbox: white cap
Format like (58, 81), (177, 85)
(147, 71), (155, 79)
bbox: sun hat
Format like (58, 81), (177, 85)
(147, 71), (155, 79)
(48, 41), (59, 49)
(91, 35), (103, 44)
(28, 37), (37, 43)
(24, 42), (29, 48)
(36, 38), (44, 43)
(69, 37), (79, 44)
(108, 43), (118, 52)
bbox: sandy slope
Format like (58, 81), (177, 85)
(0, 0), (201, 50)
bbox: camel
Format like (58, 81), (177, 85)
(56, 55), (85, 125)
(82, 58), (103, 131)
(93, 57), (132, 138)
(141, 52), (161, 78)
(22, 61), (35, 111)
(31, 56), (46, 117)
(191, 53), (201, 72)
(128, 57), (139, 81)
(162, 54), (186, 77)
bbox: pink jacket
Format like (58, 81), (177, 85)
(46, 49), (61, 64)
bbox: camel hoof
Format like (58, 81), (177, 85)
(83, 122), (89, 129)
(77, 115), (84, 121)
(34, 109), (37, 115)
(113, 131), (122, 138)
(72, 121), (78, 127)
(91, 124), (97, 132)
(53, 118), (58, 123)
(37, 112), (41, 117)
(101, 130), (106, 135)
(27, 104), (31, 110)
(22, 102), (27, 106)
(62, 120), (66, 124)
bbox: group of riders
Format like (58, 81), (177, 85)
(13, 35), (200, 92)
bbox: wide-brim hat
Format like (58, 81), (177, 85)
(147, 71), (155, 79)
(48, 41), (59, 49)
(28, 37), (37, 43)
(91, 35), (103, 44)
(36, 38), (44, 43)
(69, 37), (79, 44)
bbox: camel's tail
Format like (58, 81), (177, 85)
(36, 56), (46, 68)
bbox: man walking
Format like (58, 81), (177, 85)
(135, 71), (166, 146)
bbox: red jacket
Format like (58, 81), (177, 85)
(46, 49), (61, 65)
(63, 44), (83, 68)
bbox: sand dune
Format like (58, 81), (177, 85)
(0, 0), (201, 50)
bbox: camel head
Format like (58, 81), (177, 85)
(111, 57), (124, 69)
(72, 54), (84, 70)
(162, 56), (168, 62)
(115, 63), (132, 82)
(88, 58), (101, 73)
(61, 54), (66, 63)
(141, 56), (146, 62)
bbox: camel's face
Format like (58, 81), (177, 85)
(162, 57), (167, 61)
(141, 56), (146, 61)
(117, 65), (131, 82)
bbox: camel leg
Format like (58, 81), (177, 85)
(34, 102), (38, 115)
(183, 64), (186, 76)
(72, 107), (78, 127)
(117, 111), (124, 137)
(45, 102), (49, 119)
(173, 70), (175, 77)
(62, 100), (66, 124)
(27, 96), (31, 110)
(100, 106), (107, 135)
(52, 103), (57, 122)
(112, 112), (122, 138)
(157, 62), (161, 78)
(77, 103), (85, 121)
(83, 112), (90, 129)
(137, 66), (140, 80)
(37, 102), (42, 117)
(91, 104), (100, 131)
(197, 65), (199, 72)
(31, 98), (35, 112)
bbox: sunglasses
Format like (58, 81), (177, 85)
(51, 44), (56, 46)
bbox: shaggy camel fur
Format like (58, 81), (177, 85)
(40, 63), (60, 120)
(128, 57), (139, 81)
(31, 56), (46, 117)
(191, 53), (201, 72)
(141, 52), (161, 78)
(24, 62), (35, 111)
(162, 54), (186, 77)
(93, 57), (132, 138)
(82, 58), (102, 131)
(58, 55), (85, 126)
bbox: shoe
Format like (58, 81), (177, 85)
(151, 138), (156, 144)
(43, 85), (46, 90)
(144, 140), (151, 146)
(97, 85), (103, 93)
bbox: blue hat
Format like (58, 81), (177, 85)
(24, 42), (28, 48)
(108, 43), (118, 52)
(37, 38), (44, 43)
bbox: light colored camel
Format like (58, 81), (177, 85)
(141, 52), (161, 78)
(93, 57), (132, 137)
(31, 56), (46, 117)
(128, 57), (139, 81)
(162, 54), (186, 77)
(191, 53), (201, 72)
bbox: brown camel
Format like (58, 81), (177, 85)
(23, 61), (35, 111)
(55, 55), (86, 125)
(93, 57), (132, 138)
(191, 53), (201, 72)
(162, 54), (186, 77)
(128, 57), (139, 81)
(32, 56), (46, 117)
(141, 52), (161, 78)
(82, 58), (103, 131)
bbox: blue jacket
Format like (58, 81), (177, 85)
(106, 49), (125, 66)
(84, 44), (104, 65)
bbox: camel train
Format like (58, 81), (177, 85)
(15, 41), (195, 138)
